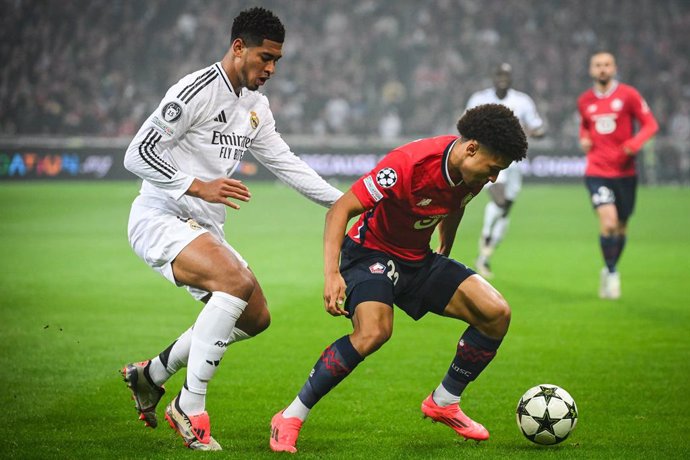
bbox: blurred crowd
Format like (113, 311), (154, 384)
(1, 0), (689, 149)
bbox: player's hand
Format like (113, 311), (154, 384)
(579, 137), (592, 153)
(188, 178), (251, 209)
(622, 141), (637, 156)
(323, 272), (348, 316)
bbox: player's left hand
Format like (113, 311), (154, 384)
(622, 144), (635, 155)
(323, 272), (348, 316)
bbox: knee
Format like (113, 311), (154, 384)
(250, 306), (271, 335)
(482, 296), (511, 338)
(352, 326), (392, 356)
(217, 268), (255, 300)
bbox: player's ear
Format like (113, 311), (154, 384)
(466, 140), (479, 156)
(231, 38), (246, 56)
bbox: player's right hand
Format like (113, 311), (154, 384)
(579, 137), (592, 153)
(187, 178), (251, 209)
(324, 272), (348, 316)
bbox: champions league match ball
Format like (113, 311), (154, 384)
(516, 384), (578, 445)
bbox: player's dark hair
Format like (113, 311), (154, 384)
(231, 7), (285, 46)
(456, 104), (528, 162)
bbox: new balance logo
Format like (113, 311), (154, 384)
(213, 110), (227, 123)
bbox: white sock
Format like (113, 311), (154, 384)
(283, 396), (311, 422)
(228, 327), (251, 344)
(180, 291), (247, 415)
(148, 325), (252, 387)
(481, 201), (503, 250)
(147, 327), (193, 386)
(490, 216), (510, 247)
(432, 383), (460, 407)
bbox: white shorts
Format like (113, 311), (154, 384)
(127, 203), (248, 300)
(488, 162), (522, 201)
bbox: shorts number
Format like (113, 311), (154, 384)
(386, 260), (399, 286)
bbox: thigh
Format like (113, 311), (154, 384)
(488, 182), (508, 207)
(442, 274), (506, 325)
(172, 232), (252, 298)
(340, 239), (396, 316)
(585, 176), (616, 209)
(396, 254), (475, 320)
(502, 163), (522, 201)
(612, 177), (637, 223)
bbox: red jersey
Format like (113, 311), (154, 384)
(578, 81), (658, 178)
(348, 136), (483, 262)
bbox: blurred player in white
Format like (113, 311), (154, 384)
(466, 63), (545, 278)
(120, 7), (342, 451)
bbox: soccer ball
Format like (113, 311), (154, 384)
(516, 384), (578, 445)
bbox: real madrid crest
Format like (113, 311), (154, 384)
(250, 111), (259, 129)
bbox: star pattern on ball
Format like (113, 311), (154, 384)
(532, 409), (559, 435)
(516, 398), (530, 422)
(534, 385), (559, 405)
(562, 399), (578, 420)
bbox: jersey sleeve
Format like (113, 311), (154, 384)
(521, 94), (544, 132)
(622, 87), (659, 153)
(577, 95), (591, 140)
(248, 102), (342, 208)
(123, 76), (210, 200)
(465, 92), (482, 111)
(350, 149), (408, 209)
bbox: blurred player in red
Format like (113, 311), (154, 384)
(578, 51), (658, 299)
(269, 104), (528, 452)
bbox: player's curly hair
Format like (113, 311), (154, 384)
(231, 7), (285, 46)
(456, 104), (528, 162)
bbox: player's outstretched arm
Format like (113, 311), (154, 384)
(186, 177), (252, 209)
(323, 190), (366, 316)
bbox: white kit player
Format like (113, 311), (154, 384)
(120, 8), (342, 451)
(465, 63), (545, 278)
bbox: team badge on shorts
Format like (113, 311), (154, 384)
(369, 262), (386, 274)
(461, 192), (475, 207)
(592, 186), (615, 206)
(376, 168), (397, 188)
(250, 111), (260, 129)
(188, 219), (202, 230)
(162, 102), (183, 122)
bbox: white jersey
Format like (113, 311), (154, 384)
(465, 88), (543, 133)
(124, 62), (342, 237)
(466, 87), (543, 199)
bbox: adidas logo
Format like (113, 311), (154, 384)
(213, 110), (227, 123)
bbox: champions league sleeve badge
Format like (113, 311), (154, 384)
(376, 167), (398, 188)
(161, 102), (183, 122)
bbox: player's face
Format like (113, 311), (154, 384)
(493, 72), (512, 92)
(461, 146), (512, 188)
(589, 53), (616, 86)
(235, 39), (283, 91)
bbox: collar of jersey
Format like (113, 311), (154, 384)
(593, 80), (619, 99)
(442, 138), (461, 187)
(214, 62), (243, 98)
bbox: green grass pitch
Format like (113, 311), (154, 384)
(1, 181), (689, 459)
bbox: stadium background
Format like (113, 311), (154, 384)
(1, 0), (689, 183)
(1, 1), (689, 459)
